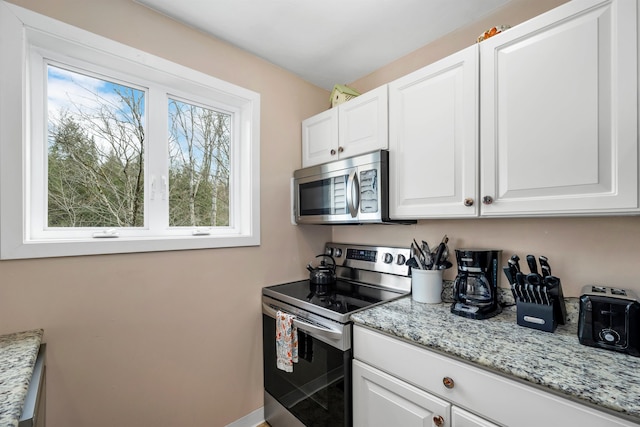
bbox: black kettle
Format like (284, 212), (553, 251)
(307, 254), (337, 286)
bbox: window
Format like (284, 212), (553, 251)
(0, 1), (260, 259)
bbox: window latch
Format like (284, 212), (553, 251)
(192, 229), (211, 236)
(92, 229), (119, 238)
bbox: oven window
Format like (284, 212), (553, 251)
(299, 176), (349, 216)
(263, 315), (351, 427)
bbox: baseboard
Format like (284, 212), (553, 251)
(225, 406), (265, 427)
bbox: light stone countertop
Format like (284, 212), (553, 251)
(350, 289), (640, 424)
(0, 330), (44, 427)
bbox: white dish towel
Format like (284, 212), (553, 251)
(276, 310), (298, 372)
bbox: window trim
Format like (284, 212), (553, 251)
(0, 1), (260, 259)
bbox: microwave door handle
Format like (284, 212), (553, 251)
(262, 303), (343, 340)
(346, 170), (360, 218)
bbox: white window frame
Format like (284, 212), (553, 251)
(0, 1), (260, 259)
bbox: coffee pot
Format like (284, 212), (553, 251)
(451, 249), (502, 319)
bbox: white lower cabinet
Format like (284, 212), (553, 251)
(354, 359), (497, 427)
(353, 359), (451, 427)
(353, 325), (638, 427)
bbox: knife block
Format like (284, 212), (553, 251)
(516, 301), (557, 332)
(516, 275), (567, 333)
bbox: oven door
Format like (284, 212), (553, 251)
(262, 303), (352, 427)
(294, 166), (360, 224)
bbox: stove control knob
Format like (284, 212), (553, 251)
(325, 247), (334, 256)
(383, 253), (393, 264)
(396, 254), (406, 265)
(334, 248), (343, 258)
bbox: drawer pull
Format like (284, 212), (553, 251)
(442, 377), (455, 389)
(433, 415), (445, 426)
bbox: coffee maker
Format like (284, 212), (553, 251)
(451, 249), (502, 319)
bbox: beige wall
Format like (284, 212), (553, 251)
(339, 0), (640, 297)
(2, 0), (638, 426)
(1, 0), (331, 425)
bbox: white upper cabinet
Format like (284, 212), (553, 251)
(389, 45), (479, 218)
(301, 85), (388, 168)
(479, 0), (638, 216)
(301, 108), (338, 167)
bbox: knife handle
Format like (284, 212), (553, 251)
(509, 254), (521, 272)
(539, 255), (552, 277)
(515, 272), (528, 303)
(526, 255), (538, 274)
(503, 266), (518, 301)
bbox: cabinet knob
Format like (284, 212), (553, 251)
(433, 415), (445, 426)
(330, 149), (336, 155)
(442, 377), (455, 389)
(482, 195), (494, 205)
(338, 146), (344, 153)
(463, 198), (474, 207)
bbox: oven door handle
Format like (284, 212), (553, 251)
(262, 303), (343, 340)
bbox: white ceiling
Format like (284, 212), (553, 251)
(135, 0), (513, 90)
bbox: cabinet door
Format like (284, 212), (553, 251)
(451, 407), (499, 427)
(338, 85), (388, 159)
(301, 107), (338, 167)
(389, 45), (479, 218)
(353, 359), (451, 427)
(480, 0), (638, 216)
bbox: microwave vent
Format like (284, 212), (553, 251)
(333, 177), (347, 214)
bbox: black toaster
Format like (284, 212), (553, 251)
(578, 285), (640, 357)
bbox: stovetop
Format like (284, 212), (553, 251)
(262, 243), (413, 324)
(263, 279), (408, 323)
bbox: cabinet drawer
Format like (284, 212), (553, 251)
(354, 326), (637, 427)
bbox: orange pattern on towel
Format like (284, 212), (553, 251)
(276, 311), (298, 372)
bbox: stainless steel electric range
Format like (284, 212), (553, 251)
(262, 243), (411, 427)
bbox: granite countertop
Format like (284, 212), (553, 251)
(350, 288), (640, 424)
(0, 330), (44, 427)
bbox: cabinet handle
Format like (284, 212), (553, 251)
(338, 146), (344, 153)
(463, 198), (474, 207)
(433, 415), (445, 426)
(330, 149), (336, 155)
(442, 377), (455, 389)
(482, 195), (494, 205)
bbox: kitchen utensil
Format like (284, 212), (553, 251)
(503, 266), (518, 301)
(440, 235), (450, 261)
(544, 275), (567, 324)
(413, 239), (429, 269)
(526, 254), (538, 275)
(438, 261), (452, 270)
(406, 257), (420, 269)
(410, 243), (426, 269)
(421, 240), (433, 268)
(509, 254), (521, 272)
(516, 272), (531, 303)
(431, 243), (445, 270)
(525, 273), (543, 304)
(539, 255), (552, 277)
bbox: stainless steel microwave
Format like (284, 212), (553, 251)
(293, 150), (414, 225)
